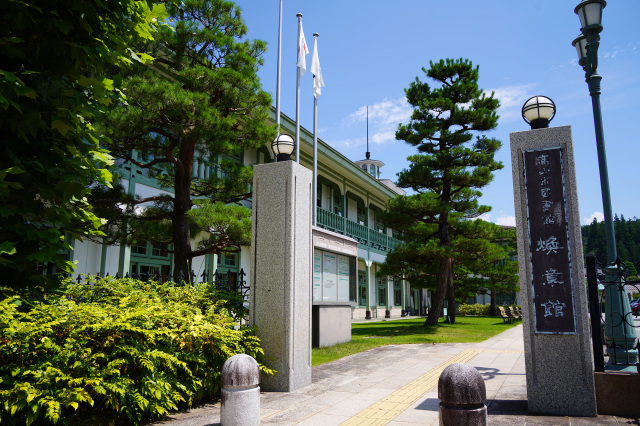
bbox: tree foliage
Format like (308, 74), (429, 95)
(379, 59), (507, 325)
(0, 0), (166, 289)
(93, 0), (275, 278)
(582, 214), (640, 275)
(0, 277), (273, 425)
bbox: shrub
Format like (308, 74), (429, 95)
(458, 303), (491, 316)
(0, 277), (273, 425)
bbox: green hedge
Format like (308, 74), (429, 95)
(458, 303), (491, 316)
(0, 277), (273, 425)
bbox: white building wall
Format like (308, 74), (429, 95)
(72, 239), (102, 276)
(105, 245), (120, 276)
(240, 245), (251, 276)
(135, 183), (172, 202)
(244, 148), (258, 166)
(191, 255), (207, 281)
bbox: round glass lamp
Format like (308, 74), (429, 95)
(575, 0), (606, 33)
(522, 96), (556, 129)
(572, 34), (588, 66)
(272, 133), (295, 161)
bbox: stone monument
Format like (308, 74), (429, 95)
(249, 160), (313, 392)
(511, 124), (597, 416)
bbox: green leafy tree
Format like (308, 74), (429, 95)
(450, 226), (519, 318)
(93, 0), (275, 278)
(0, 0), (166, 289)
(379, 59), (503, 326)
(624, 261), (637, 278)
(582, 215), (640, 270)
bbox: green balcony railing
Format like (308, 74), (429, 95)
(316, 207), (402, 253)
(316, 208), (345, 234)
(346, 218), (368, 242)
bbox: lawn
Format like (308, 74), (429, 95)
(312, 316), (518, 366)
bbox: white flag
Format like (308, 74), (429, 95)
(310, 37), (324, 98)
(297, 19), (309, 75)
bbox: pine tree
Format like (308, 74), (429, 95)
(379, 59), (504, 326)
(93, 0), (275, 279)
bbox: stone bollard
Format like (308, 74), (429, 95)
(438, 363), (487, 426)
(221, 354), (260, 426)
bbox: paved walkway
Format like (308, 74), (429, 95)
(148, 324), (639, 425)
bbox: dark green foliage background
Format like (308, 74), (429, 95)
(0, 278), (272, 425)
(582, 214), (640, 273)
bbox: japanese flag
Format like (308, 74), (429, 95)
(297, 19), (309, 75)
(310, 37), (324, 98)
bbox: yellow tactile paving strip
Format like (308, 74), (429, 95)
(340, 348), (484, 426)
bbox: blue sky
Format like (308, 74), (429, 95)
(235, 1), (640, 226)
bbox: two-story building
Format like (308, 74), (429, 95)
(69, 108), (430, 319)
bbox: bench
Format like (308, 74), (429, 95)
(509, 306), (522, 320)
(498, 306), (512, 323)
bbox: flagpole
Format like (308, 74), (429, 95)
(275, 0), (283, 136)
(295, 13), (302, 163)
(312, 32), (319, 226)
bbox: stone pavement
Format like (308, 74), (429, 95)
(148, 323), (640, 425)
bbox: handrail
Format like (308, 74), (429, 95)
(316, 207), (402, 252)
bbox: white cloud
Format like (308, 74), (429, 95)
(479, 213), (492, 222)
(328, 137), (364, 150)
(583, 211), (604, 225)
(342, 97), (413, 148)
(496, 216), (516, 227)
(371, 130), (396, 145)
(489, 84), (536, 123)
(478, 213), (516, 227)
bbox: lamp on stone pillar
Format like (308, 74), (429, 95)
(522, 96), (556, 130)
(272, 133), (295, 162)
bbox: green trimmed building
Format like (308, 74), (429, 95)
(70, 108), (428, 319)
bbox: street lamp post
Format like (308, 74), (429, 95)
(572, 0), (637, 370)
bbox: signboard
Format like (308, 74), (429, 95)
(313, 253), (322, 301)
(337, 255), (350, 301)
(322, 252), (337, 301)
(524, 147), (576, 334)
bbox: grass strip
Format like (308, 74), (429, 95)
(312, 316), (518, 366)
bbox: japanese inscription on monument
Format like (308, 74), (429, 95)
(524, 148), (576, 334)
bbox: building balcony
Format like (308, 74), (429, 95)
(316, 207), (402, 253)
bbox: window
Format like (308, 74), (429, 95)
(152, 243), (168, 257)
(131, 244), (147, 255)
(497, 293), (516, 306)
(220, 253), (237, 267)
(377, 276), (387, 307)
(394, 280), (402, 306)
(358, 270), (367, 306)
(370, 165), (376, 177)
(333, 193), (342, 215)
(131, 264), (159, 281)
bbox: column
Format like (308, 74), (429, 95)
(250, 161), (312, 392)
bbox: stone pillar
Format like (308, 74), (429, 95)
(510, 125), (597, 416)
(249, 161), (312, 392)
(220, 354), (260, 426)
(438, 363), (486, 426)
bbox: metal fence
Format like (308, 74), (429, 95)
(74, 268), (250, 304)
(586, 254), (639, 372)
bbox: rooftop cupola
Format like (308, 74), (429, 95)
(354, 105), (385, 179)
